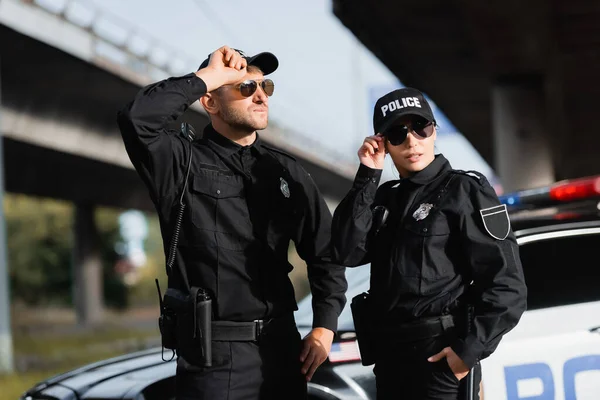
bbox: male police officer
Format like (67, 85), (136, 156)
(117, 46), (347, 400)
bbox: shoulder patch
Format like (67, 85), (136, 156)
(261, 144), (297, 162)
(480, 204), (510, 240)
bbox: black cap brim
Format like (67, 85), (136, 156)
(378, 109), (436, 134)
(197, 51), (279, 75)
(245, 52), (279, 75)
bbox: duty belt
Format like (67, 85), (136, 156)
(211, 320), (264, 341)
(381, 314), (457, 343)
(211, 313), (294, 341)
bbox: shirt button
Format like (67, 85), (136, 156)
(216, 189), (221, 195)
(187, 79), (192, 84)
(371, 178), (376, 183)
(422, 228), (428, 233)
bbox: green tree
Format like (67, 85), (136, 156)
(5, 195), (133, 309)
(6, 195), (73, 305)
(96, 207), (128, 310)
(4, 193), (310, 311)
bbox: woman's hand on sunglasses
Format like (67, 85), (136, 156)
(358, 134), (386, 170)
(196, 46), (247, 92)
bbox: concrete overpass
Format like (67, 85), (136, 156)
(333, 0), (600, 192)
(0, 0), (354, 367)
(1, 0), (355, 212)
(0, 20), (353, 211)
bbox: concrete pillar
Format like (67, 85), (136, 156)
(0, 56), (14, 373)
(545, 55), (568, 180)
(0, 141), (14, 373)
(492, 77), (555, 192)
(73, 203), (103, 325)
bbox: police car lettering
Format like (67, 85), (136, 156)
(504, 355), (600, 400)
(480, 204), (510, 240)
(380, 96), (422, 117)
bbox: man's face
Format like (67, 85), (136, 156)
(214, 69), (270, 132)
(384, 115), (437, 177)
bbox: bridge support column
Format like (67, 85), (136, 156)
(73, 203), (103, 325)
(492, 77), (555, 192)
(0, 61), (14, 372)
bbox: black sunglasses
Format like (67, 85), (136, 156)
(384, 117), (435, 146)
(235, 79), (275, 97)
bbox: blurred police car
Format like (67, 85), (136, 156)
(20, 175), (600, 400)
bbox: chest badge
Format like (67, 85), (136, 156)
(412, 203), (433, 221)
(280, 177), (291, 198)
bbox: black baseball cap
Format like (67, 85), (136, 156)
(373, 87), (436, 134)
(198, 49), (279, 76)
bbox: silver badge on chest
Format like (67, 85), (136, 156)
(412, 203), (433, 221)
(280, 177), (291, 198)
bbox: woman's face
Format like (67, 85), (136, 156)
(384, 115), (437, 178)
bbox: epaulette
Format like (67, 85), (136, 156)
(451, 169), (485, 184)
(379, 180), (400, 190)
(374, 179), (401, 203)
(261, 144), (297, 162)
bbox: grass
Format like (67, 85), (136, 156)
(0, 370), (62, 400)
(14, 326), (158, 359)
(1, 307), (161, 400)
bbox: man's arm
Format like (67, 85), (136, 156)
(291, 165), (348, 381)
(116, 46), (247, 203)
(117, 74), (207, 203)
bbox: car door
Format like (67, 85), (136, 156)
(481, 223), (600, 400)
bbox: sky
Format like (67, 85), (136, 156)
(40, 0), (498, 187)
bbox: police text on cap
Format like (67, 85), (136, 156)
(381, 97), (422, 117)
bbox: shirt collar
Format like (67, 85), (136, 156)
(203, 124), (261, 156)
(405, 154), (451, 185)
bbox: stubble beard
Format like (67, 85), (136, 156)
(219, 105), (268, 133)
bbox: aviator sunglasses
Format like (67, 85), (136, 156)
(383, 116), (435, 146)
(234, 79), (275, 97)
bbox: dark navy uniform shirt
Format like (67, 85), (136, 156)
(331, 154), (527, 367)
(117, 73), (347, 332)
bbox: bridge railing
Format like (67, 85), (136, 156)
(20, 0), (357, 176)
(29, 0), (196, 80)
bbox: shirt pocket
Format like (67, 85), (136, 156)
(403, 213), (453, 294)
(189, 169), (245, 231)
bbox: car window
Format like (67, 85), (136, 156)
(518, 231), (600, 310)
(295, 265), (370, 331)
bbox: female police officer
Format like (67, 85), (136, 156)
(331, 87), (527, 399)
